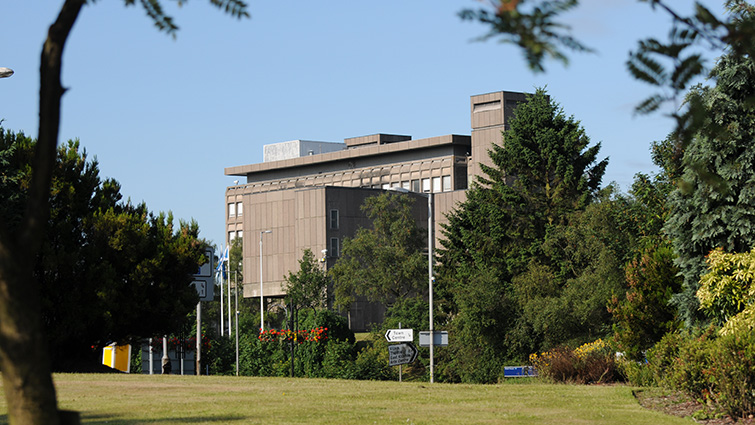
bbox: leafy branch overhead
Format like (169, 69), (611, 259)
(459, 0), (592, 72)
(462, 0), (755, 142)
(123, 0), (250, 34)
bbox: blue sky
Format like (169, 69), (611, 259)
(1, 0), (726, 249)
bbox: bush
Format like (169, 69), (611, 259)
(350, 335), (396, 381)
(529, 339), (621, 384)
(705, 332), (755, 419)
(320, 340), (357, 379)
(618, 358), (655, 387)
(648, 329), (715, 400)
(645, 328), (755, 419)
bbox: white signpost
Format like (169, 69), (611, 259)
(385, 329), (414, 343)
(388, 342), (418, 367)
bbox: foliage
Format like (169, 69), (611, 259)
(705, 331), (755, 418)
(461, 1), (755, 144)
(330, 192), (427, 311)
(232, 308), (358, 379)
(697, 247), (755, 335)
(529, 339), (621, 384)
(646, 328), (715, 400)
(644, 327), (755, 419)
(0, 130), (207, 370)
(459, 0), (592, 72)
(519, 192), (632, 350)
(665, 51), (755, 327)
(125, 0), (249, 35)
(617, 357), (656, 387)
(283, 249), (329, 320)
(608, 240), (682, 361)
(437, 88), (608, 381)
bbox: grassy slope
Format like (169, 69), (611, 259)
(0, 374), (691, 424)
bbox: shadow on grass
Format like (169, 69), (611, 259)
(0, 413), (249, 424)
(81, 413), (249, 424)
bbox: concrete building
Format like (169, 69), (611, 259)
(225, 90), (527, 330)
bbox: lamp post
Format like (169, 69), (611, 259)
(260, 229), (272, 332)
(387, 187), (434, 383)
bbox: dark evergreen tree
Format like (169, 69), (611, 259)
(436, 89), (607, 382)
(665, 52), (755, 326)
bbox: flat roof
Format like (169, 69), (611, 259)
(225, 134), (470, 177)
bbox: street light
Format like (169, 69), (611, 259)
(260, 229), (272, 332)
(0, 67), (13, 78)
(387, 186), (435, 383)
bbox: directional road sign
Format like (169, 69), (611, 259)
(192, 280), (214, 302)
(388, 342), (418, 367)
(419, 331), (448, 347)
(385, 328), (413, 343)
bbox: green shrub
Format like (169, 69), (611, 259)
(645, 328), (755, 418)
(350, 336), (395, 381)
(320, 340), (357, 379)
(529, 339), (621, 384)
(650, 329), (715, 400)
(618, 358), (655, 387)
(705, 332), (755, 418)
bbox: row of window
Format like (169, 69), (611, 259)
(228, 202), (243, 218)
(225, 231), (340, 258)
(368, 176), (452, 193)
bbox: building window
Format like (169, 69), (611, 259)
(228, 202), (236, 218)
(411, 179), (420, 192)
(330, 237), (340, 257)
(422, 178), (430, 193)
(330, 209), (339, 230)
(236, 230), (243, 240)
(236, 202), (243, 217)
(228, 231), (236, 242)
(382, 183), (390, 190)
(402, 181), (410, 190)
(432, 177), (441, 193)
(442, 175), (452, 192)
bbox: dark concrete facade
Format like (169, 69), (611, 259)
(225, 90), (527, 331)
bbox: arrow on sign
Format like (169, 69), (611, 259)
(388, 342), (418, 366)
(385, 328), (413, 343)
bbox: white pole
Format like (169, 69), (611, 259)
(260, 230), (272, 332)
(149, 338), (153, 375)
(219, 254), (224, 337)
(196, 301), (202, 375)
(227, 256), (232, 339)
(162, 336), (169, 375)
(235, 270), (239, 376)
(428, 192), (434, 384)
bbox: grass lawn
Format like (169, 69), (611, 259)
(0, 374), (691, 424)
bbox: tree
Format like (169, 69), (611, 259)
(0, 2), (248, 422)
(283, 249), (329, 320)
(329, 192), (427, 321)
(436, 88), (607, 382)
(0, 129), (206, 370)
(665, 51), (755, 326)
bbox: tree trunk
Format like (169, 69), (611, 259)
(0, 1), (84, 423)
